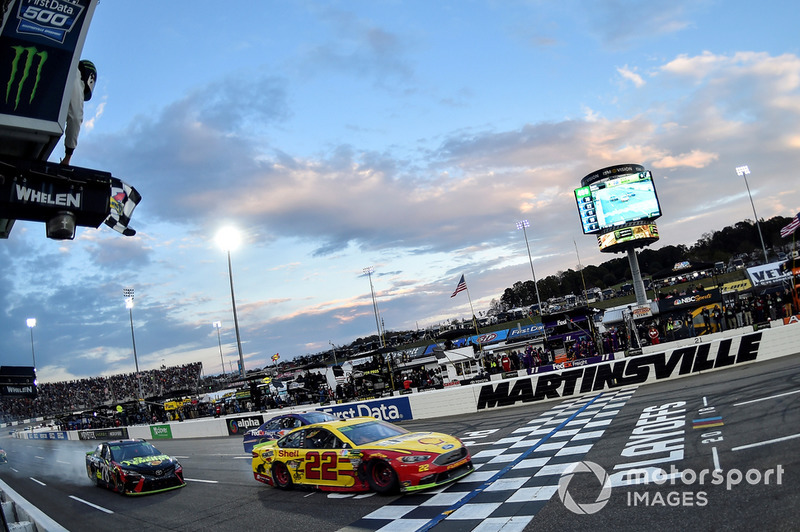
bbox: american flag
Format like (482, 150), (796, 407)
(451, 274), (467, 298)
(780, 213), (800, 238)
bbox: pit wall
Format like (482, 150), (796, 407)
(17, 319), (800, 442)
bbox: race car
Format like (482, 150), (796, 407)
(85, 439), (185, 495)
(242, 411), (339, 453)
(252, 417), (473, 494)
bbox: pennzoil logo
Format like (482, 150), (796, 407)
(5, 45), (48, 110)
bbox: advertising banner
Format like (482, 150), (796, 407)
(78, 427), (129, 440)
(476, 332), (762, 411)
(1, 1), (95, 124)
(226, 415), (264, 436)
(317, 396), (413, 422)
(508, 323), (544, 341)
(657, 288), (722, 313)
(150, 425), (173, 439)
(746, 261), (793, 287)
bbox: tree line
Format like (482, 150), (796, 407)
(495, 215), (796, 311)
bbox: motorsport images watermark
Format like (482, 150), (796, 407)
(557, 461), (785, 514)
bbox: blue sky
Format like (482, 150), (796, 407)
(3, 0), (800, 383)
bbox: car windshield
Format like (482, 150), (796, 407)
(339, 420), (408, 445)
(110, 442), (162, 462)
(302, 411), (338, 423)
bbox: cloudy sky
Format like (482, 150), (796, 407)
(3, 1), (800, 383)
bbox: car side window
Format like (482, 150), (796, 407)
(101, 445), (111, 460)
(307, 429), (343, 449)
(280, 429), (306, 449)
(264, 419), (282, 431)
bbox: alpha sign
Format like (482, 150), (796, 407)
(477, 333), (762, 410)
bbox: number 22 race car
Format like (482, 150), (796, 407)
(252, 417), (473, 494)
(86, 439), (186, 495)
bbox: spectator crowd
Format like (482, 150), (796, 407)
(0, 363), (202, 424)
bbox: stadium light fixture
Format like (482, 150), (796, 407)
(26, 318), (36, 367)
(735, 165), (769, 265)
(216, 227), (246, 379)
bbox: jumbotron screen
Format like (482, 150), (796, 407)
(575, 171), (662, 234)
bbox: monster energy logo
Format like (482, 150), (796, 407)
(5, 45), (47, 110)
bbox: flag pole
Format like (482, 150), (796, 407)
(464, 283), (486, 371)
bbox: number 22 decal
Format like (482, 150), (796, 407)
(305, 451), (338, 480)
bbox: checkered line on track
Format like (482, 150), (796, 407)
(341, 387), (637, 532)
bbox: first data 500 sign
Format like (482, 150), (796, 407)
(477, 333), (762, 410)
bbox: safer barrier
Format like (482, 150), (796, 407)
(16, 319), (800, 442)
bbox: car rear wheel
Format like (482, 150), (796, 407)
(87, 465), (98, 486)
(366, 460), (398, 494)
(272, 462), (293, 490)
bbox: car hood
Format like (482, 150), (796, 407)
(117, 454), (177, 471)
(367, 432), (463, 454)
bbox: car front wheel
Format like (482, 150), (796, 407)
(366, 460), (398, 494)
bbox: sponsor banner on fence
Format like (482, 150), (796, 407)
(226, 415), (264, 436)
(783, 315), (800, 326)
(657, 289), (721, 312)
(747, 261), (793, 286)
(476, 332), (762, 411)
(27, 431), (67, 440)
(317, 396), (413, 422)
(150, 425), (173, 439)
(78, 428), (129, 440)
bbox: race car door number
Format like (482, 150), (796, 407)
(305, 451), (338, 481)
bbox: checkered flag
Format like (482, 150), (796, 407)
(105, 177), (141, 236)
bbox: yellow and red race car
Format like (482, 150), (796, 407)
(251, 417), (473, 493)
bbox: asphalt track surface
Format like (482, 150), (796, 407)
(2, 352), (800, 532)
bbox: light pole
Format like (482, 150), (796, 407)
(329, 341), (338, 365)
(736, 165), (770, 265)
(363, 266), (385, 347)
(213, 321), (225, 379)
(216, 227), (246, 379)
(26, 318), (36, 367)
(123, 287), (143, 404)
(516, 220), (545, 315)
